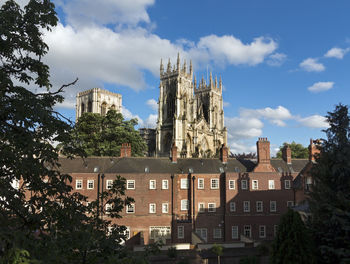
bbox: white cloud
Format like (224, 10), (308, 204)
(297, 115), (329, 128)
(121, 106), (144, 126)
(225, 117), (263, 140)
(324, 47), (350, 59)
(146, 99), (158, 111)
(307, 81), (334, 93)
(229, 142), (256, 155)
(240, 106), (293, 127)
(143, 114), (158, 128)
(299, 58), (325, 72)
(266, 53), (287, 66)
(223, 101), (230, 107)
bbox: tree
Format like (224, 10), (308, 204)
(230, 152), (257, 159)
(276, 141), (308, 159)
(270, 209), (315, 264)
(0, 1), (132, 262)
(212, 244), (224, 264)
(70, 110), (147, 157)
(309, 103), (350, 263)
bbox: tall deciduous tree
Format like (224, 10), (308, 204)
(309, 103), (350, 263)
(270, 209), (315, 264)
(0, 1), (132, 262)
(276, 141), (309, 159)
(71, 110), (147, 157)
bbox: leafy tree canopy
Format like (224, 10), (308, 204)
(271, 209), (315, 264)
(70, 110), (147, 157)
(309, 103), (350, 263)
(276, 141), (308, 159)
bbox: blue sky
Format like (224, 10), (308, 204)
(16, 0), (350, 155)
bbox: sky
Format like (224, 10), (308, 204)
(13, 0), (350, 155)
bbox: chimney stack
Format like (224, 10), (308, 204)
(120, 143), (131, 158)
(282, 145), (292, 164)
(220, 144), (228, 164)
(254, 137), (276, 172)
(171, 143), (177, 163)
(309, 139), (320, 162)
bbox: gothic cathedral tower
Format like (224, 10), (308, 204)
(156, 54), (227, 158)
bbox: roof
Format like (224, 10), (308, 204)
(57, 157), (309, 175)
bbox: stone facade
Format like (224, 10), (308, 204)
(139, 128), (156, 157)
(156, 54), (227, 158)
(76, 88), (122, 122)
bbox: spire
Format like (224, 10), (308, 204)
(190, 60), (193, 76)
(215, 75), (218, 88)
(167, 58), (171, 72)
(194, 75), (197, 90)
(209, 72), (213, 88)
(160, 58), (164, 75)
(183, 59), (187, 73)
(219, 76), (222, 90)
(177, 52), (180, 71)
(201, 75), (205, 88)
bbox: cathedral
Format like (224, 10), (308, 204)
(156, 54), (227, 158)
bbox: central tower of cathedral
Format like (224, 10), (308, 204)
(156, 54), (227, 158)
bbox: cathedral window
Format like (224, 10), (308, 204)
(81, 103), (85, 114)
(88, 101), (92, 112)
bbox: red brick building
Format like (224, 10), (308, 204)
(58, 139), (316, 246)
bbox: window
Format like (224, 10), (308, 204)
(211, 178), (219, 189)
(105, 203), (112, 214)
(162, 203), (169, 213)
(213, 228), (222, 239)
(195, 228), (207, 242)
(274, 225), (278, 237)
(181, 178), (189, 189)
(76, 180), (82, 190)
(259, 225), (266, 238)
(149, 203), (156, 214)
(181, 199), (189, 211)
(126, 203), (135, 213)
(124, 227), (130, 240)
(232, 226), (239, 239)
(252, 180), (258, 190)
(241, 179), (248, 190)
(178, 226), (184, 239)
(198, 203), (205, 213)
(270, 201), (277, 212)
(127, 180), (135, 190)
(198, 178), (204, 189)
(208, 203), (216, 212)
(106, 180), (113, 190)
(150, 226), (171, 240)
(268, 180), (275, 190)
(149, 180), (156, 189)
(243, 201), (250, 212)
(244, 225), (251, 237)
(229, 180), (235, 190)
(87, 180), (94, 189)
(285, 180), (291, 189)
(229, 202), (236, 212)
(162, 180), (168, 190)
(256, 201), (263, 212)
(287, 201), (294, 208)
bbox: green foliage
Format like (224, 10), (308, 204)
(309, 103), (350, 263)
(270, 209), (315, 264)
(211, 243), (223, 256)
(276, 141), (308, 159)
(70, 110), (147, 157)
(167, 246), (177, 259)
(239, 256), (257, 264)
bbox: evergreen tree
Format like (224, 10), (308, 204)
(276, 141), (308, 159)
(270, 209), (315, 264)
(309, 103), (350, 263)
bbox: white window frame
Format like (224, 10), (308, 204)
(195, 228), (208, 242)
(198, 178), (204, 189)
(126, 203), (135, 214)
(178, 226), (184, 239)
(106, 179), (113, 190)
(287, 201), (294, 208)
(268, 180), (275, 190)
(181, 178), (189, 189)
(270, 201), (277, 212)
(181, 199), (189, 211)
(105, 203), (112, 214)
(241, 179), (248, 190)
(162, 180), (168, 190)
(285, 180), (291, 189)
(76, 179), (83, 190)
(243, 201), (250, 212)
(208, 203), (216, 212)
(211, 178), (219, 189)
(198, 202), (205, 213)
(244, 225), (251, 238)
(127, 180), (135, 190)
(256, 201), (263, 212)
(124, 226), (130, 240)
(150, 226), (171, 240)
(229, 180), (235, 190)
(229, 201), (236, 212)
(252, 180), (258, 190)
(213, 228), (222, 239)
(259, 225), (266, 238)
(149, 180), (156, 190)
(87, 179), (94, 190)
(162, 203), (169, 213)
(149, 203), (156, 214)
(232, 226), (239, 239)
